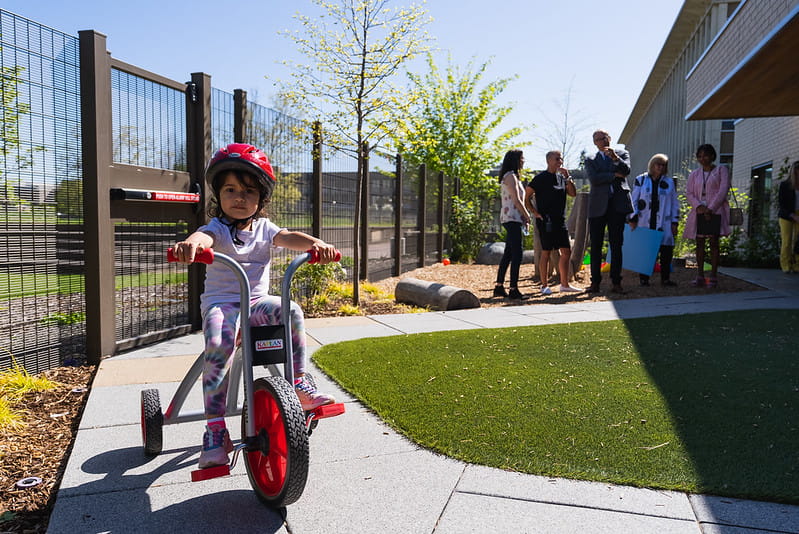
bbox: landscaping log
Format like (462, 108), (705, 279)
(395, 277), (480, 311)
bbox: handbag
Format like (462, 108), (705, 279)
(729, 187), (744, 226)
(697, 213), (721, 236)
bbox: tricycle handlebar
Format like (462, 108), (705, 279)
(167, 247), (340, 265)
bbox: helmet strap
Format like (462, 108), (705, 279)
(222, 216), (251, 246)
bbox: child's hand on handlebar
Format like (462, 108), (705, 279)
(172, 241), (205, 264)
(310, 242), (339, 264)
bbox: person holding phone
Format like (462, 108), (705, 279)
(584, 130), (633, 294)
(525, 150), (581, 295)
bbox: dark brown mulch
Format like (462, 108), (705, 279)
(0, 365), (95, 534)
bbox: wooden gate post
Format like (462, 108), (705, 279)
(79, 30), (116, 365)
(186, 72), (213, 330)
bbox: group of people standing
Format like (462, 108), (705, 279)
(493, 148), (581, 299)
(494, 129), (743, 298)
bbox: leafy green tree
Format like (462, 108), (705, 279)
(54, 178), (84, 219)
(1, 48), (43, 210)
(386, 54), (526, 261)
(278, 0), (432, 303)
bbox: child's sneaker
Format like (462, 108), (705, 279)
(294, 375), (336, 411)
(198, 425), (233, 469)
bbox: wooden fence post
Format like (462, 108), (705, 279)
(394, 154), (403, 276)
(79, 30), (116, 364)
(233, 89), (248, 143)
(360, 142), (370, 280)
(312, 121), (323, 240)
(437, 171), (445, 263)
(186, 72), (213, 330)
(418, 163), (427, 267)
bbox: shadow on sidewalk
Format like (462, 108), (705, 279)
(50, 445), (286, 533)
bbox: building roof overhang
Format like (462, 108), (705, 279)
(619, 0), (709, 143)
(685, 5), (799, 120)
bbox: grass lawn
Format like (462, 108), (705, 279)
(0, 271), (187, 300)
(313, 309), (799, 503)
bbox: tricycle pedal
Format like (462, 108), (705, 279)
(309, 402), (345, 420)
(191, 464), (230, 482)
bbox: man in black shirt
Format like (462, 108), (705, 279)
(525, 150), (582, 295)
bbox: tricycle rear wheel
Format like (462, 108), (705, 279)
(141, 389), (163, 456)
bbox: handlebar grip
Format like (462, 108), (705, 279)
(307, 249), (342, 264)
(167, 247), (214, 264)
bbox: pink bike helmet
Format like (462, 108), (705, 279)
(205, 143), (276, 196)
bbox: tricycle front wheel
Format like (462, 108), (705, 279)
(243, 376), (309, 507)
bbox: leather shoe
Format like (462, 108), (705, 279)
(585, 283), (601, 294)
(493, 286), (507, 298)
(508, 288), (528, 300)
(611, 284), (626, 294)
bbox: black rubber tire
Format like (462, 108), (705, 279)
(141, 388), (163, 456)
(243, 377), (309, 507)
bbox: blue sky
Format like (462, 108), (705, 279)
(3, 0), (683, 168)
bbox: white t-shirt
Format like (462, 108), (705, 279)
(198, 217), (284, 310)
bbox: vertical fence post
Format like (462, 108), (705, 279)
(437, 171), (445, 263)
(312, 121), (323, 240)
(79, 30), (116, 365)
(360, 142), (370, 280)
(394, 153), (403, 276)
(418, 163), (427, 267)
(233, 89), (248, 143)
(186, 72), (213, 330)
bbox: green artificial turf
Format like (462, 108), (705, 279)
(313, 310), (799, 503)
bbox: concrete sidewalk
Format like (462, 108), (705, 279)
(48, 268), (799, 533)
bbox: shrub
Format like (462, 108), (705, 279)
(450, 197), (491, 263)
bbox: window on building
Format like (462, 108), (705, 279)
(748, 162), (772, 236)
(719, 120), (735, 175)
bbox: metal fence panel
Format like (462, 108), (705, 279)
(110, 69), (193, 346)
(320, 148), (358, 279)
(114, 221), (191, 347)
(0, 10), (85, 372)
(211, 87), (233, 153)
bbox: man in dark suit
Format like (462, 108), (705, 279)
(584, 130), (633, 294)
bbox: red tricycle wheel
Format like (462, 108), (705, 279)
(243, 377), (309, 507)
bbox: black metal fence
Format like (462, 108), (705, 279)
(0, 8), (453, 373)
(1, 10), (85, 372)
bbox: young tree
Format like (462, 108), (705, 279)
(386, 54), (527, 260)
(1, 51), (43, 210)
(279, 0), (432, 304)
(535, 79), (592, 169)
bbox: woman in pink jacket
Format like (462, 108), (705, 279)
(683, 144), (730, 288)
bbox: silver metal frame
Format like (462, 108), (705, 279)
(159, 251), (312, 441)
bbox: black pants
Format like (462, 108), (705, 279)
(640, 245), (674, 283)
(589, 210), (627, 286)
(496, 221), (524, 288)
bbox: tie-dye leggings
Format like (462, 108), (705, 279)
(201, 295), (306, 416)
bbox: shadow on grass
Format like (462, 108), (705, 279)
(621, 309), (798, 503)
